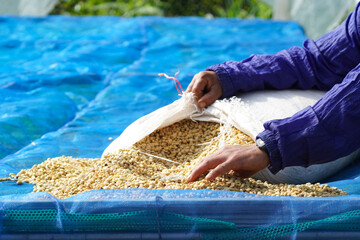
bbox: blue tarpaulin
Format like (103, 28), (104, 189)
(1, 16), (360, 239)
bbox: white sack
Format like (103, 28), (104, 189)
(103, 90), (357, 184)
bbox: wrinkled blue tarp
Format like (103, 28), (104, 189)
(0, 16), (360, 239)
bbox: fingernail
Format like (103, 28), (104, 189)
(199, 102), (206, 108)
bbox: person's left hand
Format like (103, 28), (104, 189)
(187, 145), (270, 182)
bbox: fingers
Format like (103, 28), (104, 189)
(187, 145), (269, 183)
(205, 162), (233, 181)
(185, 71), (222, 109)
(185, 74), (208, 108)
(185, 74), (197, 93)
(198, 85), (222, 108)
(186, 81), (194, 93)
(187, 153), (225, 182)
(191, 75), (207, 100)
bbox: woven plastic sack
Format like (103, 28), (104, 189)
(103, 90), (358, 184)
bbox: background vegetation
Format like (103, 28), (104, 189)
(51, 0), (272, 18)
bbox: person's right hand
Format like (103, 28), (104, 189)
(186, 71), (223, 109)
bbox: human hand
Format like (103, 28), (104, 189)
(187, 145), (270, 182)
(186, 71), (223, 109)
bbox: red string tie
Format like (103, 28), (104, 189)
(158, 71), (184, 95)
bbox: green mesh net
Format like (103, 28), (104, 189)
(2, 209), (360, 239)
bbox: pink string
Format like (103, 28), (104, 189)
(158, 71), (184, 95)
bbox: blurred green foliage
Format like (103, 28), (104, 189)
(51, 0), (272, 18)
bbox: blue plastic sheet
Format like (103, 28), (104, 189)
(1, 16), (360, 238)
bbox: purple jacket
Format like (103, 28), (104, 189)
(206, 3), (360, 174)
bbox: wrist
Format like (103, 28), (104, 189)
(255, 138), (269, 155)
(252, 144), (270, 169)
(256, 130), (282, 174)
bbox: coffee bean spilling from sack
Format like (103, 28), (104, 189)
(5, 120), (346, 198)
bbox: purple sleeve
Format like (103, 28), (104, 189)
(207, 3), (360, 173)
(258, 65), (360, 173)
(207, 3), (360, 98)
